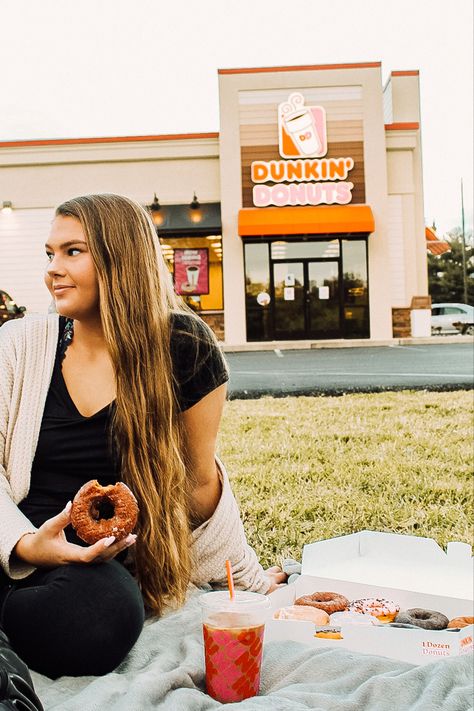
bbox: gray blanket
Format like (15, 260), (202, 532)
(32, 594), (473, 711)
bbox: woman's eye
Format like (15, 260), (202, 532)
(45, 252), (53, 261)
(68, 248), (81, 256)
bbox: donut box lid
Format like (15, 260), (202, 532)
(300, 531), (473, 602)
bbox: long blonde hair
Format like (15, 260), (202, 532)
(56, 193), (201, 615)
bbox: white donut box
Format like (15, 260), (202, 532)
(266, 531), (473, 665)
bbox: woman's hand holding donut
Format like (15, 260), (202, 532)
(13, 501), (137, 568)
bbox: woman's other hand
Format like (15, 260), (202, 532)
(12, 501), (137, 568)
(264, 565), (288, 593)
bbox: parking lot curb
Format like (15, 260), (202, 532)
(221, 335), (474, 352)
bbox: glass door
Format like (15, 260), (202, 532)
(272, 261), (305, 339)
(307, 261), (341, 338)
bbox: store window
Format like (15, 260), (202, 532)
(159, 235), (223, 312)
(244, 237), (369, 341)
(270, 239), (340, 260)
(342, 239), (369, 338)
(244, 242), (272, 340)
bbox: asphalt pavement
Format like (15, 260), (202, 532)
(225, 342), (474, 398)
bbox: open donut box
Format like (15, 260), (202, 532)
(266, 531), (473, 665)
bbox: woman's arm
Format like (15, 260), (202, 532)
(182, 384), (286, 593)
(181, 383), (226, 527)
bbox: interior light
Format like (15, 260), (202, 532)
(188, 192), (203, 223)
(190, 192), (200, 210)
(148, 193), (164, 227)
(1, 201), (13, 213)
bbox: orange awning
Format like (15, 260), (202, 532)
(238, 205), (375, 236)
(425, 226), (450, 255)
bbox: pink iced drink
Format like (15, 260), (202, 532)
(203, 612), (265, 703)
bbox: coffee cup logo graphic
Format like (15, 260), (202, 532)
(278, 92), (327, 159)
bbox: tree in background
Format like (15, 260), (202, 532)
(428, 227), (474, 305)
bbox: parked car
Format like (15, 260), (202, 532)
(0, 290), (26, 326)
(431, 303), (474, 335)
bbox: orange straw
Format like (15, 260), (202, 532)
(225, 559), (235, 601)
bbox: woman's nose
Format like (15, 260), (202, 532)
(46, 254), (65, 276)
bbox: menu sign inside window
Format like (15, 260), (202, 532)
(174, 248), (209, 295)
(251, 92), (355, 207)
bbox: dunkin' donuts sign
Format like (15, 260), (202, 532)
(251, 92), (355, 207)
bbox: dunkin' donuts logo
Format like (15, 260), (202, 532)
(278, 92), (327, 159)
(250, 92), (355, 207)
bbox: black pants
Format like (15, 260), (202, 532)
(0, 560), (145, 679)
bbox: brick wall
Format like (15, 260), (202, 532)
(392, 307), (411, 338)
(200, 312), (225, 342)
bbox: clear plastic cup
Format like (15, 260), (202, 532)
(200, 590), (271, 703)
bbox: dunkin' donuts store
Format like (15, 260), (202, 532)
(0, 62), (432, 345)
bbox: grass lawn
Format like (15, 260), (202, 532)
(217, 389), (473, 568)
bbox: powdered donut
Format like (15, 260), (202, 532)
(348, 598), (399, 623)
(273, 605), (330, 625)
(71, 480), (139, 544)
(294, 592), (349, 615)
(447, 617), (474, 629)
(330, 611), (380, 626)
(395, 608), (449, 630)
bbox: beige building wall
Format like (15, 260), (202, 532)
(384, 72), (427, 307)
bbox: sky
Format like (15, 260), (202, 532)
(1, 0), (472, 237)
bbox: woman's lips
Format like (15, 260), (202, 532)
(53, 286), (74, 294)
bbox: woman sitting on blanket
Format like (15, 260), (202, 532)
(0, 193), (286, 680)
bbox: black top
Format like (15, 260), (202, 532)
(18, 313), (229, 542)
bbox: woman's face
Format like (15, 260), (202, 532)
(45, 215), (100, 321)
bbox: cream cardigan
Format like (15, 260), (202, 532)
(0, 314), (269, 593)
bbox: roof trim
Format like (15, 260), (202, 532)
(385, 122), (419, 131)
(218, 61), (381, 75)
(391, 70), (419, 77)
(0, 132), (219, 149)
(425, 225), (451, 255)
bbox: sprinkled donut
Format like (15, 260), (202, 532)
(447, 616), (474, 629)
(348, 598), (399, 623)
(71, 480), (139, 544)
(395, 608), (449, 630)
(294, 591), (349, 615)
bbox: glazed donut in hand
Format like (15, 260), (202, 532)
(395, 608), (449, 630)
(71, 480), (139, 544)
(447, 617), (474, 629)
(294, 591), (349, 615)
(348, 598), (399, 623)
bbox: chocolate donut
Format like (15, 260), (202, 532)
(395, 608), (449, 630)
(71, 480), (139, 544)
(294, 591), (349, 614)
